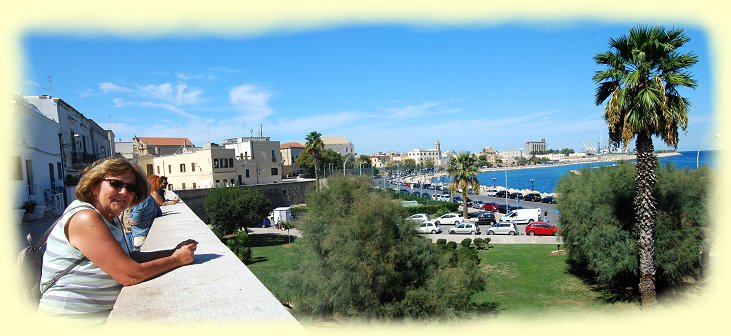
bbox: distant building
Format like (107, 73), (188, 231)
(525, 139), (547, 156)
(133, 137), (194, 156)
(406, 140), (443, 165)
(322, 136), (355, 156)
(280, 142), (305, 177)
(115, 141), (134, 160)
(222, 136), (283, 181)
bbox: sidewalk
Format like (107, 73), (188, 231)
(17, 212), (58, 251)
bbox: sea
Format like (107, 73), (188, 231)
(433, 150), (719, 195)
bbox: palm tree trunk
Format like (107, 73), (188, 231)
(314, 161), (320, 191)
(462, 190), (469, 220)
(635, 131), (658, 309)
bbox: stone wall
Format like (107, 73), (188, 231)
(174, 180), (316, 223)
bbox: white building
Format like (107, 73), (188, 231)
(280, 142), (305, 178)
(322, 136), (355, 156)
(405, 140), (443, 165)
(24, 95), (115, 176)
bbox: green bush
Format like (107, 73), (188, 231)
(446, 241), (457, 251)
(203, 186), (272, 235)
(460, 238), (472, 248)
(284, 175), (485, 320)
(473, 238), (489, 250)
(226, 230), (253, 264)
(556, 162), (710, 288)
(436, 239), (447, 245)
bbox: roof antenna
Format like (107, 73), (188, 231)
(250, 128), (254, 137)
(47, 75), (52, 97)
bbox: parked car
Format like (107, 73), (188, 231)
(482, 202), (499, 212)
(416, 220), (442, 234)
(438, 194), (452, 202)
(448, 222), (481, 235)
(475, 212), (497, 226)
(485, 189), (498, 197)
(485, 221), (518, 235)
(496, 203), (522, 214)
(407, 213), (430, 223)
(412, 191), (422, 197)
(499, 208), (541, 224)
(434, 213), (464, 225)
(525, 222), (559, 236)
(420, 192), (431, 198)
(522, 193), (542, 202)
(508, 192), (523, 200)
(472, 200), (485, 209)
(541, 195), (557, 204)
(495, 190), (510, 199)
(453, 195), (463, 203)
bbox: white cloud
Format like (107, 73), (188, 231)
(229, 84), (274, 121)
(138, 83), (202, 105)
(99, 82), (129, 93)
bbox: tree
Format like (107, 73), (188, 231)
(556, 163), (709, 292)
(285, 175), (486, 320)
(304, 131), (325, 190)
(403, 158), (416, 171)
(447, 152), (480, 219)
(423, 159), (435, 169)
(203, 186), (272, 236)
(593, 26), (698, 308)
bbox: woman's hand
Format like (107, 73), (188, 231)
(172, 240), (197, 265)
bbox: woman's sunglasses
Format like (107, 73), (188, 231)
(102, 178), (139, 193)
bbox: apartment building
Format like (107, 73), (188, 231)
(280, 142), (305, 178)
(222, 137), (282, 182)
(525, 139), (547, 156)
(322, 136), (355, 156)
(404, 140), (443, 165)
(133, 137), (194, 156)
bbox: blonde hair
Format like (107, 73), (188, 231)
(75, 157), (150, 206)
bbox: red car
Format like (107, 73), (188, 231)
(525, 222), (559, 236)
(482, 202), (499, 212)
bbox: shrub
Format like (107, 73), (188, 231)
(460, 238), (472, 248)
(284, 175), (485, 320)
(203, 186), (272, 235)
(556, 162), (710, 288)
(436, 239), (447, 246)
(473, 238), (487, 250)
(446, 241), (457, 251)
(226, 230), (253, 264)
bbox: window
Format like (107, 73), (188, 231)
(181, 183), (186, 189)
(57, 162), (63, 179)
(230, 178), (234, 185)
(156, 166), (161, 175)
(146, 164), (154, 176)
(271, 167), (278, 176)
(214, 159), (219, 168)
(168, 165), (172, 174)
(229, 158), (234, 167)
(180, 164), (186, 172)
(192, 182), (196, 189)
(271, 150), (276, 162)
(245, 169), (250, 178)
(191, 163), (195, 172)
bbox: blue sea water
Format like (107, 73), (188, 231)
(435, 150), (718, 194)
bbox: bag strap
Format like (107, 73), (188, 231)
(35, 203), (95, 295)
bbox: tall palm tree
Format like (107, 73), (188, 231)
(447, 152), (481, 220)
(593, 26), (697, 309)
(304, 131), (325, 190)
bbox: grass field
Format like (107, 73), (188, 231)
(245, 234), (640, 318)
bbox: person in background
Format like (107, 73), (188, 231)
(38, 158), (197, 324)
(122, 174), (164, 251)
(157, 176), (180, 206)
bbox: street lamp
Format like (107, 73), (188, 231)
(343, 153), (355, 175)
(530, 177), (535, 191)
(492, 177), (496, 189)
(697, 133), (721, 168)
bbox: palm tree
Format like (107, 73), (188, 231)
(447, 152), (481, 220)
(304, 131), (325, 190)
(593, 26), (697, 309)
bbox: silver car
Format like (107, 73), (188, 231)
(448, 222), (481, 235)
(407, 213), (430, 223)
(416, 220), (442, 234)
(485, 222), (518, 235)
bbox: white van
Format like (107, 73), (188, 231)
(499, 208), (541, 224)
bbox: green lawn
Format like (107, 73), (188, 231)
(246, 235), (639, 317)
(473, 244), (638, 317)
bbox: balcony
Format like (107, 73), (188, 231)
(106, 194), (300, 326)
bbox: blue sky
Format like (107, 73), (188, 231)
(20, 22), (714, 154)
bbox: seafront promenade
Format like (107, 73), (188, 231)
(404, 152), (681, 184)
